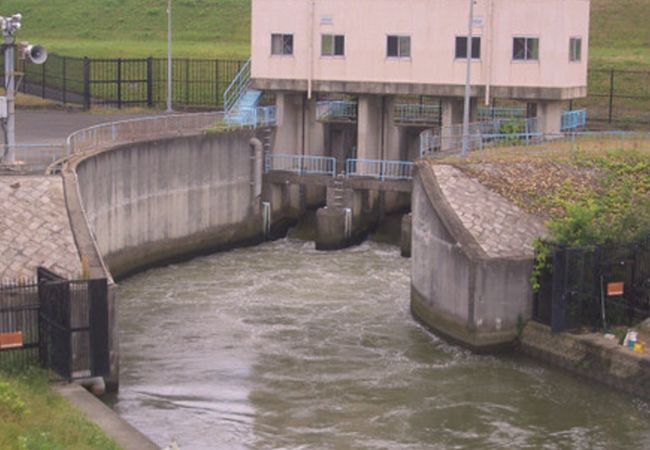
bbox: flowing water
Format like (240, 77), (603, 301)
(110, 239), (650, 449)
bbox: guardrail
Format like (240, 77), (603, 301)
(561, 109), (587, 131)
(224, 58), (252, 115)
(264, 153), (337, 177)
(316, 101), (358, 122)
(478, 106), (526, 121)
(345, 159), (414, 181)
(65, 112), (223, 156)
(394, 104), (441, 124)
(1, 144), (67, 172)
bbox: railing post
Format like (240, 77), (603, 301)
(380, 160), (386, 182)
(83, 57), (91, 110)
(146, 57), (153, 108)
(608, 69), (615, 124)
(117, 58), (122, 109)
(185, 59), (190, 106)
(62, 56), (67, 105)
(41, 59), (46, 98)
(215, 59), (220, 107)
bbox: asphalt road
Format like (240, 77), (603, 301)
(16, 110), (154, 145)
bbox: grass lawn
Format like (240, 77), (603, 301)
(0, 0), (648, 68)
(0, 369), (119, 450)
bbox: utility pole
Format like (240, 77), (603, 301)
(167, 0), (173, 112)
(461, 0), (475, 158)
(1, 15), (21, 165)
(1, 14), (47, 165)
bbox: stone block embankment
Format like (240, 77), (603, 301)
(411, 162), (547, 351)
(0, 176), (80, 281)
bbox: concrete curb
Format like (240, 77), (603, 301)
(54, 383), (159, 450)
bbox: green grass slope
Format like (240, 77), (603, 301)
(1, 0), (649, 67)
(0, 0), (251, 58)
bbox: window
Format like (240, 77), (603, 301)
(387, 35), (411, 58)
(455, 36), (481, 59)
(513, 37), (539, 61)
(271, 34), (293, 55)
(569, 37), (582, 62)
(322, 34), (345, 57)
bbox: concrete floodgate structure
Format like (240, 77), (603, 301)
(246, 0), (590, 250)
(411, 162), (547, 350)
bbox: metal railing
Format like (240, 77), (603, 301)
(224, 105), (277, 128)
(316, 101), (358, 122)
(264, 153), (337, 177)
(65, 112), (223, 156)
(224, 58), (252, 115)
(419, 117), (539, 156)
(345, 159), (414, 181)
(478, 106), (527, 121)
(394, 103), (441, 124)
(561, 109), (587, 131)
(2, 144), (67, 172)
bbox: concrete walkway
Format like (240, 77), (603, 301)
(16, 110), (154, 144)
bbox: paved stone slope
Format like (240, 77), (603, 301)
(1, 176), (80, 281)
(433, 164), (547, 258)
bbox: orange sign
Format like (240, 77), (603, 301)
(0, 332), (23, 349)
(607, 282), (625, 297)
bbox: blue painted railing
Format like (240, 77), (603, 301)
(561, 109), (587, 131)
(316, 101), (357, 122)
(478, 107), (526, 121)
(264, 153), (337, 177)
(224, 59), (252, 115)
(345, 159), (414, 181)
(394, 104), (441, 124)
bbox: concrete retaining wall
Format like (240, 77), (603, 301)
(521, 321), (650, 400)
(64, 129), (264, 391)
(411, 164), (534, 351)
(75, 131), (264, 279)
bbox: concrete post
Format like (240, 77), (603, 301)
(357, 95), (382, 160)
(274, 92), (305, 154)
(536, 101), (563, 136)
(440, 97), (464, 151)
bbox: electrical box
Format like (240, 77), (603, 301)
(0, 97), (7, 119)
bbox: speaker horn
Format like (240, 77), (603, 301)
(26, 44), (47, 64)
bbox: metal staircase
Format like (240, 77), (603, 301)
(223, 59), (263, 127)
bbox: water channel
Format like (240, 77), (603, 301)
(110, 239), (650, 449)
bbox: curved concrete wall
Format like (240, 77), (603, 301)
(411, 164), (534, 351)
(74, 130), (264, 279)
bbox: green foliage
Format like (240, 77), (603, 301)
(0, 370), (119, 450)
(0, 380), (27, 419)
(546, 148), (650, 246)
(530, 238), (551, 293)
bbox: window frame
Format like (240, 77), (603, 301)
(454, 35), (482, 60)
(386, 35), (411, 59)
(321, 34), (345, 58)
(271, 33), (294, 56)
(569, 37), (582, 62)
(512, 36), (539, 62)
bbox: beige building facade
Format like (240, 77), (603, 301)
(250, 0), (590, 160)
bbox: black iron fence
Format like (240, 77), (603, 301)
(2, 53), (246, 110)
(534, 236), (650, 333)
(573, 68), (650, 129)
(0, 268), (109, 380)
